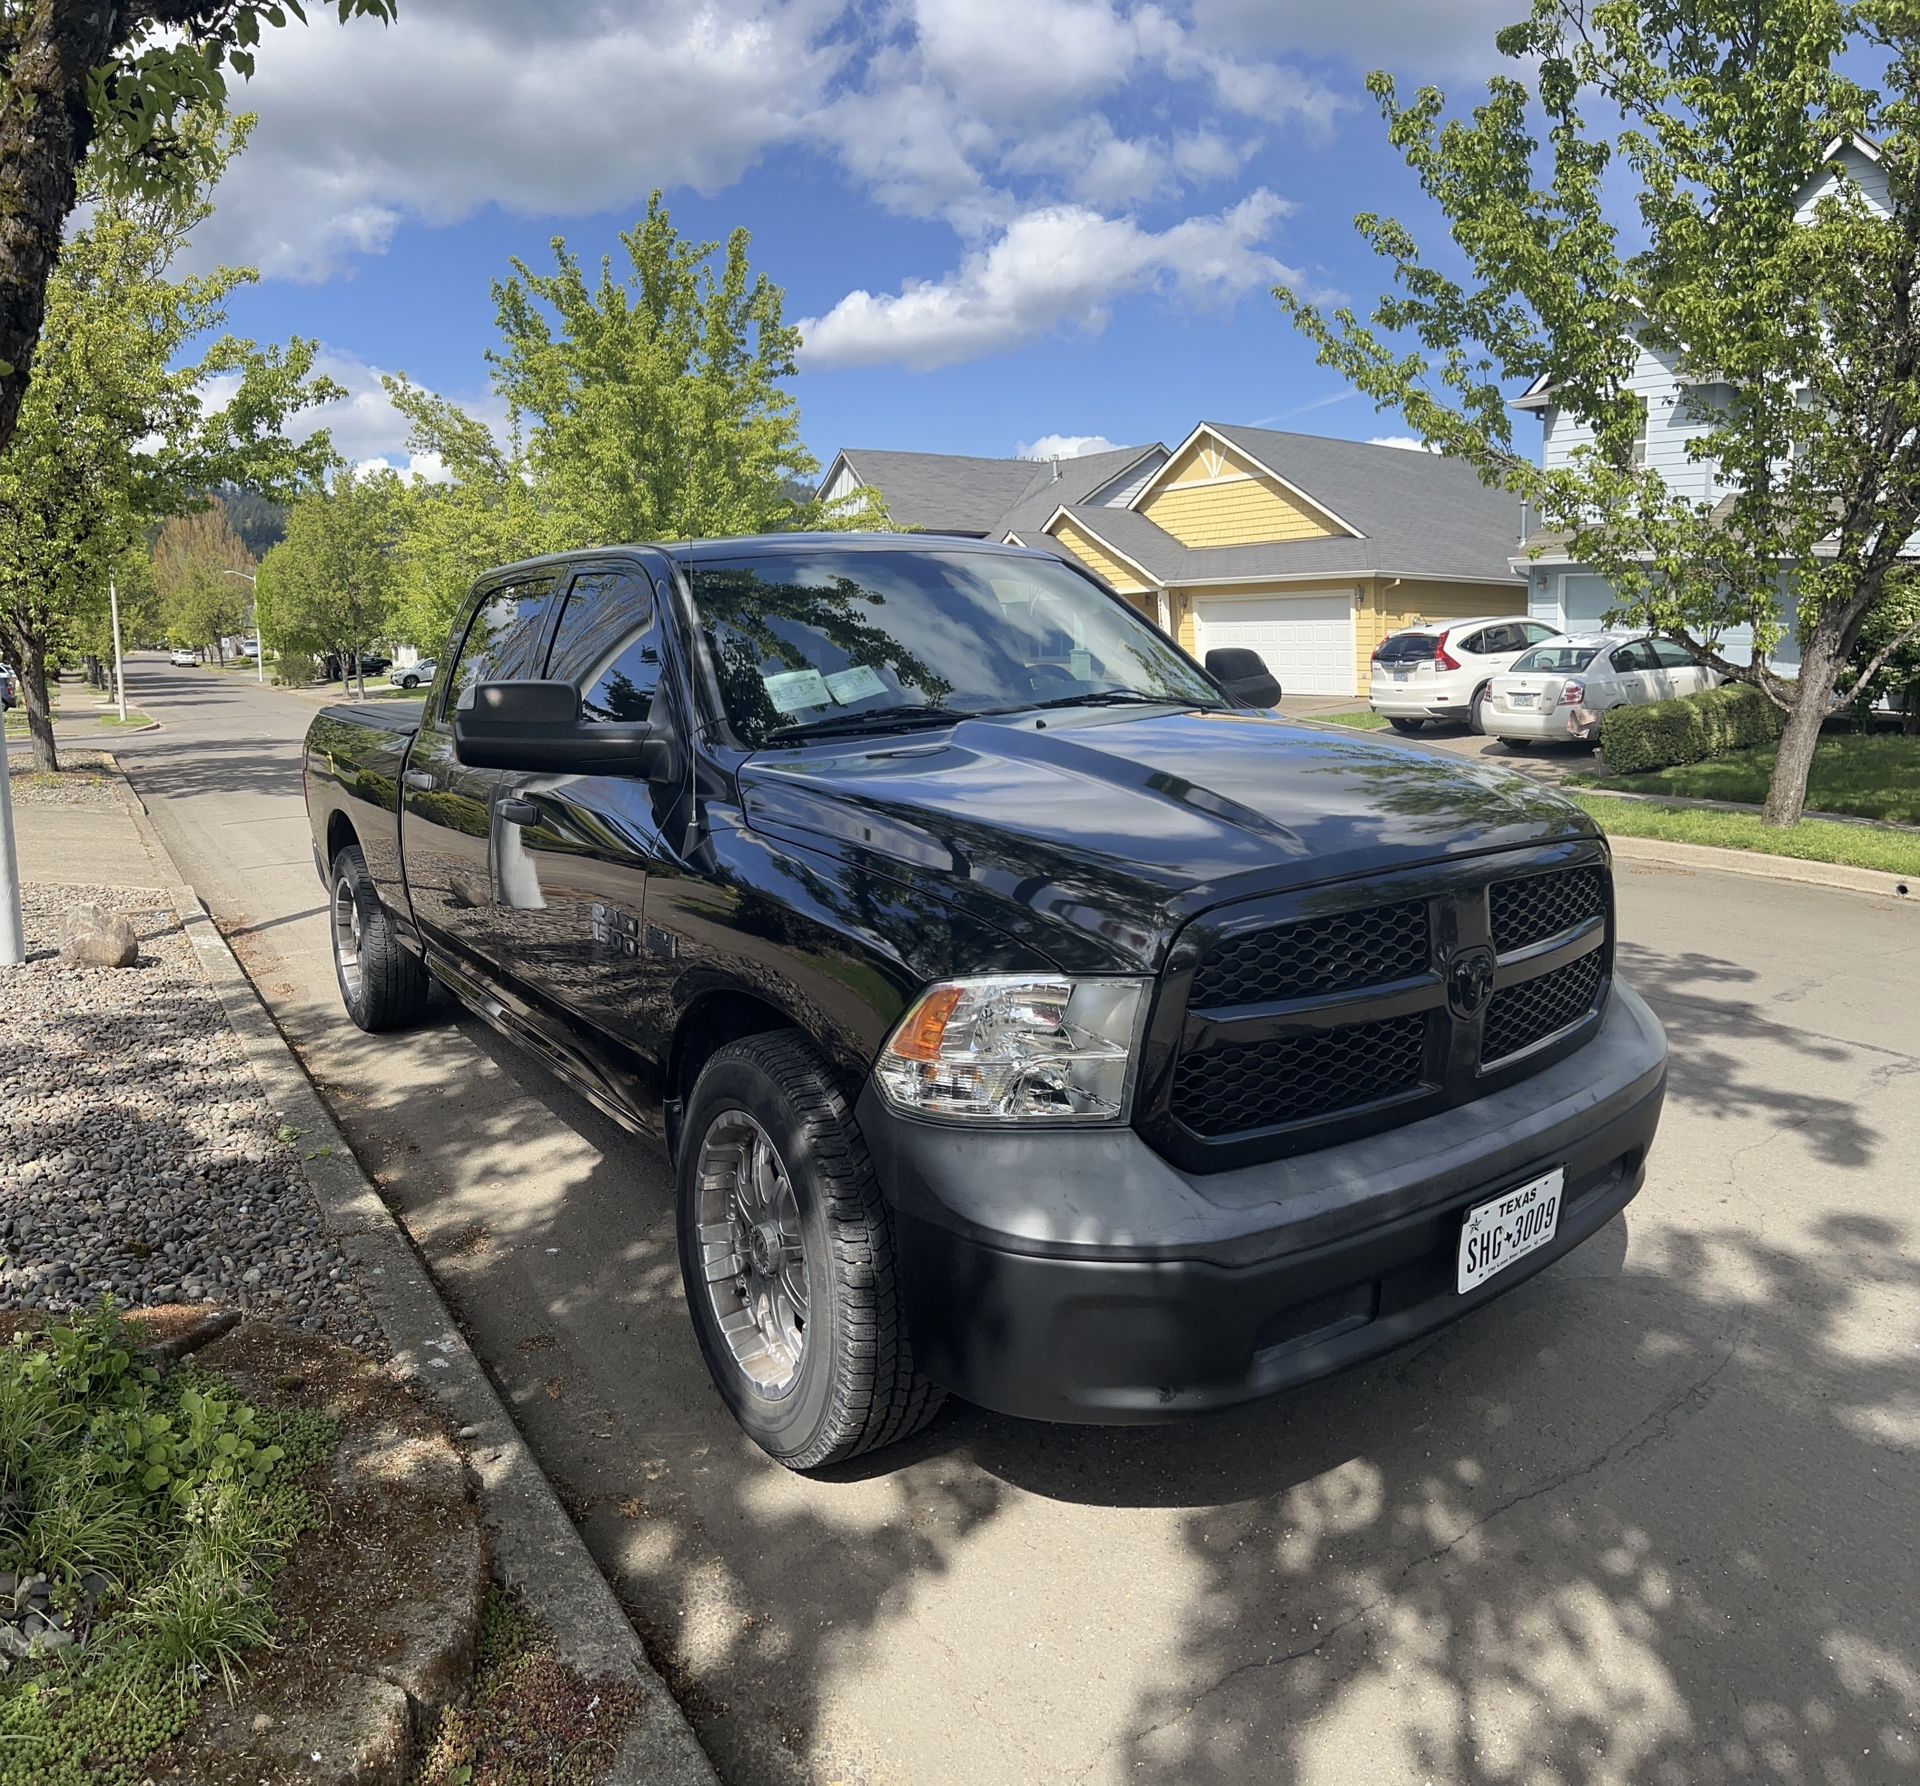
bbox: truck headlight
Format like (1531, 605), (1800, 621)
(873, 976), (1149, 1125)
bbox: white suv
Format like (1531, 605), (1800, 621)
(1369, 616), (1563, 734)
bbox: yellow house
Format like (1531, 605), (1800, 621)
(817, 423), (1530, 697)
(1025, 424), (1529, 697)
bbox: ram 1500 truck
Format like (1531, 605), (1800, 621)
(304, 535), (1667, 1470)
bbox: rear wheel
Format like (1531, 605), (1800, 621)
(1388, 716), (1424, 735)
(678, 1031), (943, 1470)
(1502, 737), (1533, 752)
(1469, 684), (1491, 734)
(330, 843), (429, 1032)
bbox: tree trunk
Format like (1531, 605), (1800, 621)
(0, 4), (121, 463)
(19, 631), (57, 775)
(1761, 622), (1844, 827)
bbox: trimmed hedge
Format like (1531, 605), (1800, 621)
(1600, 680), (1786, 775)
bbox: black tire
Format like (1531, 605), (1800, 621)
(329, 843), (429, 1032)
(1501, 737), (1532, 752)
(677, 1031), (943, 1470)
(401, 674), (420, 689)
(1388, 716), (1425, 735)
(1469, 684), (1490, 734)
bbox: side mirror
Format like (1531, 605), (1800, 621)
(1205, 647), (1283, 710)
(452, 680), (672, 779)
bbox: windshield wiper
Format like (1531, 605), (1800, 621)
(766, 704), (989, 744)
(1023, 689), (1198, 712)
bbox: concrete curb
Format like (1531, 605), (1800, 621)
(1605, 831), (1914, 900)
(105, 759), (719, 1786)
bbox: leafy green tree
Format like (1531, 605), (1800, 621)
(384, 194), (886, 655)
(256, 469), (400, 698)
(1280, 0), (1920, 826)
(382, 383), (559, 655)
(0, 120), (338, 771)
(0, 0), (394, 465)
(1848, 569), (1920, 731)
(153, 507), (255, 659)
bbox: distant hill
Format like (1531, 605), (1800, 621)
(217, 485), (289, 559)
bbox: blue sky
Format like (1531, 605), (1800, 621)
(194, 0), (1525, 478)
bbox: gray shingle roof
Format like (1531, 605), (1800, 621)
(825, 444), (1163, 537)
(1029, 427), (1526, 587)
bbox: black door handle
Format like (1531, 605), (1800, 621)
(401, 769), (433, 792)
(497, 796), (541, 826)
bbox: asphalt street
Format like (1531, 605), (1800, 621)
(90, 655), (1920, 1786)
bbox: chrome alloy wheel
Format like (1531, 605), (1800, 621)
(694, 1111), (810, 1398)
(332, 872), (365, 1003)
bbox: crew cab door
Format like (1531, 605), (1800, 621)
(485, 563), (683, 1114)
(399, 572), (561, 978)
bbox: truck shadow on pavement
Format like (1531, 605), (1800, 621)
(351, 927), (1918, 1786)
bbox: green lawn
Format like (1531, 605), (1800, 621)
(97, 708), (155, 728)
(1567, 792), (1920, 876)
(1314, 709), (1390, 730)
(1575, 731), (1920, 825)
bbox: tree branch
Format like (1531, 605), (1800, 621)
(1842, 613), (1920, 709)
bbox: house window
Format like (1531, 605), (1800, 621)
(1631, 396), (1649, 468)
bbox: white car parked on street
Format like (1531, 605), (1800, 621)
(389, 658), (436, 690)
(169, 648), (199, 667)
(1369, 616), (1564, 734)
(1485, 632), (1722, 749)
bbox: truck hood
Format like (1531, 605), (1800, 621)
(737, 707), (1597, 973)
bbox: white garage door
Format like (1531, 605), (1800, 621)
(1192, 593), (1356, 697)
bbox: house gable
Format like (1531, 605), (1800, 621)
(1133, 427), (1358, 550)
(1048, 514), (1154, 596)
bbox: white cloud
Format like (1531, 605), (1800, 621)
(196, 0), (1339, 286)
(1368, 434), (1434, 452)
(193, 0), (848, 279)
(799, 190), (1299, 370)
(1018, 434), (1121, 459)
(288, 347), (499, 478)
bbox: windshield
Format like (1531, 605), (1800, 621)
(1511, 643), (1601, 674)
(1375, 632), (1439, 663)
(687, 548), (1224, 747)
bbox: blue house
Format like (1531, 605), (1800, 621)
(1510, 135), (1891, 673)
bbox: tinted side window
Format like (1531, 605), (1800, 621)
(445, 577), (559, 715)
(1650, 639), (1697, 668)
(544, 569), (662, 725)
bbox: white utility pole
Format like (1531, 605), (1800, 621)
(0, 711), (23, 966)
(109, 573), (128, 722)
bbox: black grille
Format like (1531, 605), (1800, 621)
(1490, 866), (1606, 953)
(1190, 900), (1429, 1008)
(1170, 1013), (1429, 1138)
(1482, 951), (1605, 1063)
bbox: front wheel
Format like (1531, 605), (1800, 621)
(400, 674), (420, 689)
(330, 843), (429, 1032)
(1388, 716), (1424, 735)
(678, 1032), (943, 1470)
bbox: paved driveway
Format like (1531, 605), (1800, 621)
(95, 657), (1920, 1785)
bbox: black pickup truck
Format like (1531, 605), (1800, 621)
(304, 535), (1667, 1469)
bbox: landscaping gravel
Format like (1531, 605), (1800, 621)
(4, 751), (121, 808)
(0, 883), (384, 1352)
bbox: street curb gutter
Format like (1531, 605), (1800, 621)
(1605, 831), (1913, 900)
(106, 761), (720, 1786)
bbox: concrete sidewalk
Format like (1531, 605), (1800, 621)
(8, 787), (166, 887)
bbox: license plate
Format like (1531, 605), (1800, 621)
(1391, 669), (1410, 681)
(1508, 690), (1537, 707)
(1457, 1167), (1564, 1293)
